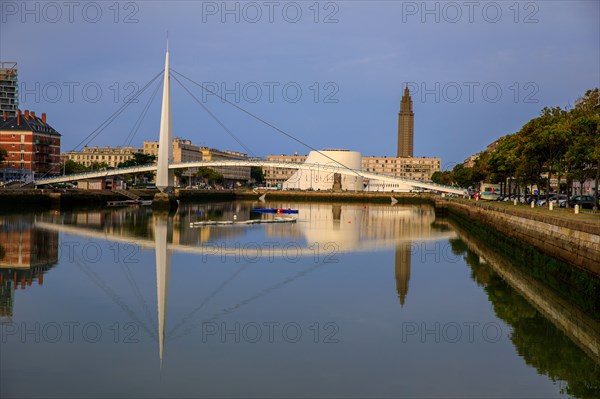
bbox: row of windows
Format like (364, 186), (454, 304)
(70, 154), (133, 161)
(363, 160), (440, 165)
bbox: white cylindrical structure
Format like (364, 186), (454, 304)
(283, 149), (363, 191)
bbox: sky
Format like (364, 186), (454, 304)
(1, 0), (599, 168)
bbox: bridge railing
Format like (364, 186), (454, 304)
(34, 163), (157, 184)
(34, 159), (467, 194)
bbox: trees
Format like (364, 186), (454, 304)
(196, 167), (224, 186)
(117, 152), (157, 168)
(60, 160), (89, 175)
(431, 171), (454, 186)
(117, 153), (157, 185)
(447, 87), (598, 203)
(0, 148), (7, 165)
(251, 166), (264, 184)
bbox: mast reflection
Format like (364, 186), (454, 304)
(31, 202), (455, 366)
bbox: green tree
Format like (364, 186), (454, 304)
(89, 161), (110, 170)
(431, 171), (454, 186)
(196, 167), (224, 185)
(0, 148), (7, 165)
(251, 166), (264, 184)
(117, 152), (157, 168)
(452, 164), (474, 188)
(488, 134), (520, 195)
(117, 153), (157, 185)
(60, 160), (89, 175)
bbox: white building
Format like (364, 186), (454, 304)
(282, 149), (363, 191)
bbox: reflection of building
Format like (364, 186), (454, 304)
(0, 62), (18, 118)
(0, 216), (59, 318)
(63, 145), (141, 168)
(397, 86), (414, 158)
(395, 242), (411, 307)
(0, 110), (61, 182)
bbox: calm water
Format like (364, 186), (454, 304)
(1, 201), (599, 398)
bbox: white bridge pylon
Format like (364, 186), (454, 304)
(33, 160), (467, 195)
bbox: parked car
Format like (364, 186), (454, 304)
(559, 195), (598, 209)
(538, 194), (567, 206)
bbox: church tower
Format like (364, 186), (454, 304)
(397, 86), (414, 158)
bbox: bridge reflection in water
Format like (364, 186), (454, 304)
(2, 203), (599, 397)
(31, 202), (451, 364)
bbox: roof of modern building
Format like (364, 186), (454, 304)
(0, 110), (60, 136)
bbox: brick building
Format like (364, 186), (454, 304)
(0, 110), (61, 182)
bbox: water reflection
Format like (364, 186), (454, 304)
(29, 202), (451, 366)
(448, 219), (600, 398)
(2, 203), (599, 398)
(395, 242), (411, 307)
(0, 215), (58, 320)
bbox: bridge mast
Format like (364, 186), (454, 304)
(156, 43), (174, 192)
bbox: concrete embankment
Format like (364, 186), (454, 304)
(437, 199), (600, 277)
(0, 188), (156, 209)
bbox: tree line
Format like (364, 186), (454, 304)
(432, 88), (600, 202)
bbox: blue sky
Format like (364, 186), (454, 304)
(2, 0), (598, 167)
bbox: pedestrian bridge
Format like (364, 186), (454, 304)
(33, 159), (467, 195)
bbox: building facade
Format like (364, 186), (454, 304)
(143, 138), (203, 164)
(0, 62), (18, 118)
(0, 110), (61, 182)
(362, 156), (440, 180)
(282, 150), (364, 191)
(264, 153), (440, 188)
(200, 147), (250, 184)
(63, 145), (141, 168)
(144, 138), (250, 185)
(264, 153), (308, 187)
(397, 86), (414, 158)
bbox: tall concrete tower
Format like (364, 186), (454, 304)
(397, 86), (414, 158)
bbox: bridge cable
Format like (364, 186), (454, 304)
(123, 77), (163, 148)
(37, 70), (164, 183)
(71, 69), (164, 152)
(170, 69), (361, 177)
(171, 74), (256, 157)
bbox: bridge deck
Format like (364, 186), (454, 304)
(34, 160), (467, 195)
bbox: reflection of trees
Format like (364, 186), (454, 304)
(450, 237), (600, 399)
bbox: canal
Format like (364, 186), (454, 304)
(1, 201), (599, 398)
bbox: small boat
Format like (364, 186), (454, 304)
(107, 199), (152, 207)
(190, 217), (296, 228)
(252, 208), (299, 214)
(274, 217), (297, 223)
